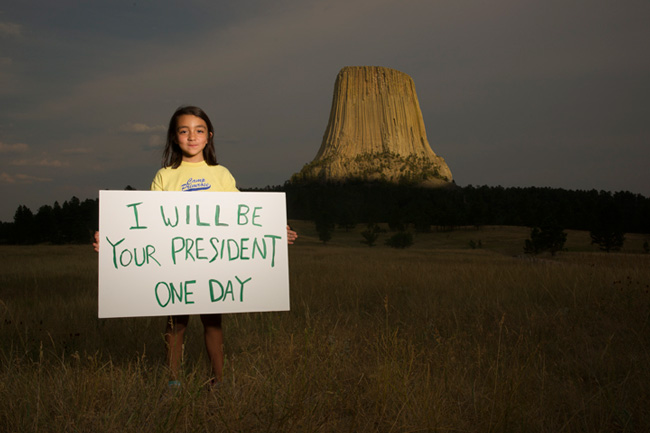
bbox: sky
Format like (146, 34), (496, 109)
(1, 0), (649, 222)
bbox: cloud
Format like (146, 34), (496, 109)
(0, 172), (52, 184)
(119, 122), (166, 133)
(0, 141), (29, 153)
(62, 147), (93, 154)
(13, 0), (381, 120)
(0, 22), (22, 37)
(10, 159), (69, 167)
(147, 134), (164, 149)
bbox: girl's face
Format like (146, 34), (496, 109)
(175, 114), (212, 163)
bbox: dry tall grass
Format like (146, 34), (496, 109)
(1, 225), (649, 432)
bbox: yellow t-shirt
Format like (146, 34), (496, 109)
(150, 161), (238, 192)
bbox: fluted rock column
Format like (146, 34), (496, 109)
(293, 66), (452, 185)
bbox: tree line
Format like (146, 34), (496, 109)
(281, 182), (650, 234)
(1, 182), (649, 245)
(1, 197), (99, 245)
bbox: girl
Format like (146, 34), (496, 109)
(95, 105), (297, 388)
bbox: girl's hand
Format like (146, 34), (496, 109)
(93, 231), (100, 252)
(287, 225), (297, 245)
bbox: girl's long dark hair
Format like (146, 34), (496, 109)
(162, 106), (218, 168)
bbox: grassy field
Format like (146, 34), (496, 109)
(1, 224), (649, 432)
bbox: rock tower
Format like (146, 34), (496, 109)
(292, 66), (452, 185)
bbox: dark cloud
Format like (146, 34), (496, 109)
(0, 0), (648, 221)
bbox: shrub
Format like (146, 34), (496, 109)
(590, 228), (625, 252)
(385, 231), (413, 249)
(590, 204), (625, 252)
(360, 223), (381, 247)
(315, 219), (334, 244)
(524, 223), (567, 256)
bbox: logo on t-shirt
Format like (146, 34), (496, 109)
(182, 177), (211, 191)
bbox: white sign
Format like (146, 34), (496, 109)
(98, 190), (290, 318)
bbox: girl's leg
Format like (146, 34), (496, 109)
(165, 315), (189, 381)
(200, 314), (223, 382)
